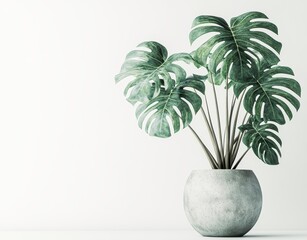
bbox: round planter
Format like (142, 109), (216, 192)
(183, 169), (262, 237)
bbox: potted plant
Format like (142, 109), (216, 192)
(115, 11), (301, 237)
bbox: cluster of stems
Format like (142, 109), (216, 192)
(189, 71), (251, 169)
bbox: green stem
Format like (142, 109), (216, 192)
(204, 94), (216, 138)
(200, 107), (222, 168)
(229, 91), (245, 166)
(224, 95), (236, 153)
(209, 72), (224, 168)
(188, 125), (218, 169)
(231, 112), (250, 166)
(225, 78), (230, 169)
(232, 147), (251, 169)
(203, 94), (223, 167)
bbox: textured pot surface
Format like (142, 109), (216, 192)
(184, 170), (262, 237)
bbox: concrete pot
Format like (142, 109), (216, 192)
(183, 169), (262, 237)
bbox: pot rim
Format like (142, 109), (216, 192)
(191, 169), (254, 173)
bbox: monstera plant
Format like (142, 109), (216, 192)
(115, 11), (302, 237)
(115, 11), (301, 170)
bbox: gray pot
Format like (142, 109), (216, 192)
(183, 169), (262, 237)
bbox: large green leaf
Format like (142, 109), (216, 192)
(234, 64), (301, 124)
(115, 41), (205, 138)
(115, 41), (194, 104)
(135, 75), (205, 138)
(239, 117), (281, 165)
(190, 11), (281, 83)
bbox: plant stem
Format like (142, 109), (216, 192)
(201, 95), (222, 168)
(204, 94), (216, 139)
(200, 106), (222, 168)
(232, 131), (244, 161)
(225, 78), (230, 169)
(231, 112), (250, 165)
(188, 125), (218, 169)
(229, 91), (245, 166)
(223, 95), (236, 153)
(209, 72), (224, 168)
(232, 147), (251, 169)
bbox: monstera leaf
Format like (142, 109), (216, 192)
(115, 41), (194, 104)
(115, 41), (205, 138)
(135, 75), (205, 138)
(190, 11), (281, 83)
(239, 117), (281, 164)
(234, 64), (301, 124)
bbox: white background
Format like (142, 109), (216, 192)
(0, 0), (306, 231)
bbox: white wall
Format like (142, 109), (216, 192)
(0, 0), (306, 231)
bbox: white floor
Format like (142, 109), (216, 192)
(0, 230), (306, 240)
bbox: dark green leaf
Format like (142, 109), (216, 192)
(240, 117), (281, 165)
(135, 76), (205, 138)
(115, 41), (194, 104)
(190, 11), (281, 83)
(242, 65), (301, 124)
